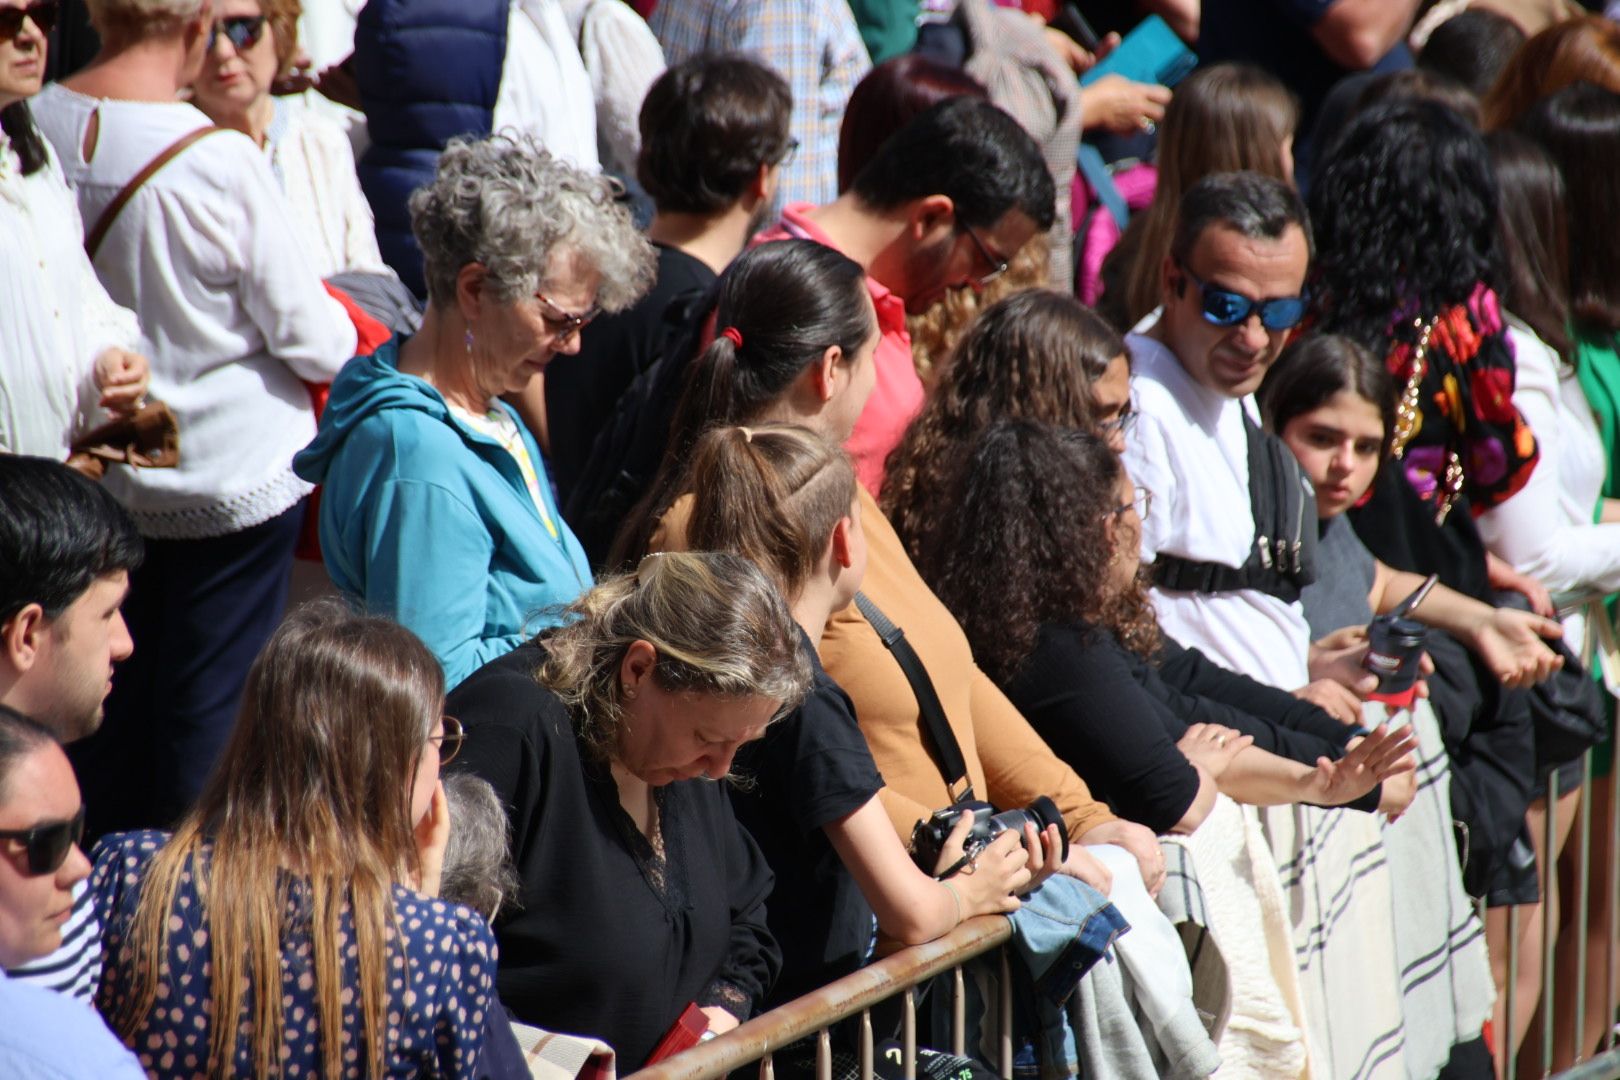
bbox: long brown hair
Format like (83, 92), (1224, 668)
(921, 421), (1160, 684)
(683, 424), (857, 602)
(884, 289), (1123, 572)
(1101, 63), (1298, 331)
(1481, 15), (1620, 130)
(113, 601), (442, 1079)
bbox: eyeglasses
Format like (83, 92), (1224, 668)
(534, 291), (601, 343)
(0, 807), (85, 876)
(430, 715), (465, 765)
(772, 137), (800, 168)
(0, 0), (57, 40)
(1098, 399), (1137, 439)
(207, 14), (267, 53)
(959, 223), (1010, 289)
(1111, 485), (1153, 520)
(1176, 265), (1307, 332)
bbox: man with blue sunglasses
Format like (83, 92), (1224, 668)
(1121, 170), (1350, 707)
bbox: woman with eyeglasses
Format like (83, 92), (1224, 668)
(445, 551), (807, 1067)
(87, 600), (496, 1078)
(296, 133), (655, 688)
(0, 0), (151, 460)
(28, 0), (362, 834)
(0, 705), (146, 1078)
(187, 0), (394, 282)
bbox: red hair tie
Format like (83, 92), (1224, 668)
(720, 326), (744, 348)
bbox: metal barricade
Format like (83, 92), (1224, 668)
(627, 916), (1013, 1080)
(1511, 742), (1620, 1080)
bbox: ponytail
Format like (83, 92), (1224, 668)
(684, 424), (857, 601)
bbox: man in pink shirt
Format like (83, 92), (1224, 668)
(754, 97), (1055, 494)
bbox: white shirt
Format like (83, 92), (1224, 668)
(0, 131), (140, 458)
(267, 102), (394, 280)
(1122, 330), (1313, 689)
(31, 85), (358, 539)
(493, 0), (601, 171)
(1478, 319), (1620, 650)
(558, 0), (667, 179)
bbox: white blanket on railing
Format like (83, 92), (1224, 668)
(1260, 800), (1408, 1080)
(1166, 795), (1313, 1079)
(1374, 700), (1495, 1080)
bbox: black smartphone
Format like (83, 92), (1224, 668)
(1051, 2), (1101, 53)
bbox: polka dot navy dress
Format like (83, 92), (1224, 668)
(89, 831), (496, 1079)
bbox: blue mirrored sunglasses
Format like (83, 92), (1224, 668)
(208, 14), (267, 52)
(1179, 265), (1307, 331)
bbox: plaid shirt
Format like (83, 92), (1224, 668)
(650, 0), (871, 207)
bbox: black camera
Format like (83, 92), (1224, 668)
(909, 796), (1069, 876)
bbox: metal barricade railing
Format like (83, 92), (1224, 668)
(628, 916), (1013, 1080)
(1509, 741), (1620, 1080)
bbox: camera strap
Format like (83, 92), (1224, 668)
(854, 592), (976, 804)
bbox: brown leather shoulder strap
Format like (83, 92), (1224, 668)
(84, 125), (225, 261)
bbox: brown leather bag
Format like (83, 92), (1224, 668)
(66, 401), (180, 481)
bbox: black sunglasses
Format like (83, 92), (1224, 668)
(0, 0), (58, 40)
(1177, 265), (1308, 332)
(208, 14), (267, 53)
(0, 806), (85, 876)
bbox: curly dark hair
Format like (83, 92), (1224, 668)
(883, 289), (1123, 568)
(916, 421), (1160, 685)
(1308, 100), (1499, 350)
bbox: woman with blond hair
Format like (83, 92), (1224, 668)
(447, 551), (809, 1067)
(89, 601), (494, 1078)
(1097, 63), (1299, 333)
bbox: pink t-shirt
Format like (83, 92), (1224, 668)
(753, 203), (922, 496)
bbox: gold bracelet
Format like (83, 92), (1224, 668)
(941, 879), (963, 925)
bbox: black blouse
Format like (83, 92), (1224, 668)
(1003, 621), (1372, 833)
(730, 633), (884, 1006)
(447, 642), (780, 1069)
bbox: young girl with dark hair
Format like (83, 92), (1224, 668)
(609, 239), (880, 567)
(677, 423), (1034, 1011)
(1260, 333), (1565, 1074)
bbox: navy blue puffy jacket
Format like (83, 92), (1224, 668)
(353, 0), (508, 298)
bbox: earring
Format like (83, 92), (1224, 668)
(623, 685), (636, 699)
(464, 328), (475, 356)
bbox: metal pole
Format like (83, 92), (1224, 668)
(1546, 770), (1563, 1077)
(817, 1029), (832, 1080)
(1577, 753), (1596, 1065)
(999, 949), (1013, 1078)
(903, 988), (917, 1080)
(1509, 902), (1520, 1080)
(860, 1010), (874, 1080)
(952, 967), (966, 1058)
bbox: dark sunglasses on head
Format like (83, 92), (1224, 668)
(0, 0), (58, 40)
(208, 14), (267, 53)
(0, 806), (85, 876)
(1177, 265), (1308, 332)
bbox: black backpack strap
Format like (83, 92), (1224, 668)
(1152, 408), (1317, 602)
(853, 592), (975, 803)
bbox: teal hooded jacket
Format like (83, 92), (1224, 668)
(294, 339), (591, 687)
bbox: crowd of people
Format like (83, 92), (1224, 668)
(5, 0), (1620, 1077)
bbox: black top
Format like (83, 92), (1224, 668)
(730, 634), (884, 1006)
(447, 642), (780, 1068)
(544, 244), (715, 502)
(1003, 621), (1374, 833)
(1003, 621), (1203, 833)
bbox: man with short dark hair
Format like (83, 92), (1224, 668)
(757, 95), (1056, 493)
(0, 456), (142, 1001)
(542, 54), (793, 500)
(1121, 171), (1318, 691)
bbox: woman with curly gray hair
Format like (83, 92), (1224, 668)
(297, 133), (654, 687)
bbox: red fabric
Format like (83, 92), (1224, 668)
(753, 204), (922, 497)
